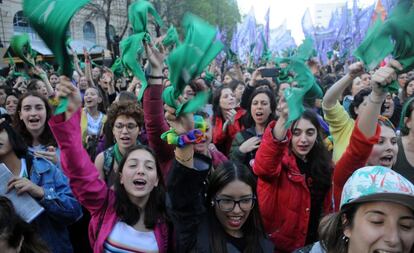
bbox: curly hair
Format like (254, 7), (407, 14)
(103, 101), (144, 148)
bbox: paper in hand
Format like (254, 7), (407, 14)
(0, 163), (44, 223)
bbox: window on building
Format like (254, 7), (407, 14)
(13, 11), (33, 34)
(83, 21), (96, 43)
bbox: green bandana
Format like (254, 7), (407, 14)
(10, 34), (36, 67)
(122, 0), (163, 101)
(120, 33), (148, 100)
(23, 0), (90, 115)
(129, 0), (163, 34)
(162, 25), (180, 47)
(113, 143), (123, 165)
(354, 0), (414, 93)
(111, 57), (125, 78)
(162, 13), (223, 116)
(279, 37), (322, 127)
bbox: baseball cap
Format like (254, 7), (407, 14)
(340, 166), (414, 212)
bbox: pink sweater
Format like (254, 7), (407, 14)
(49, 110), (170, 253)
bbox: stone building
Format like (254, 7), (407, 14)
(0, 0), (131, 52)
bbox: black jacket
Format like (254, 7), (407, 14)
(167, 154), (274, 253)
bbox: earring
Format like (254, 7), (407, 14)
(210, 200), (215, 207)
(342, 235), (349, 244)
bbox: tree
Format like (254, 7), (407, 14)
(153, 0), (241, 44)
(80, 0), (132, 60)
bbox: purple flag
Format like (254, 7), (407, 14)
(264, 7), (270, 45)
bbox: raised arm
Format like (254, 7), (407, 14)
(49, 77), (111, 216)
(253, 98), (289, 180)
(322, 62), (363, 109)
(143, 42), (175, 174)
(358, 60), (402, 138)
(164, 106), (211, 252)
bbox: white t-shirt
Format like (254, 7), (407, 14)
(103, 221), (159, 253)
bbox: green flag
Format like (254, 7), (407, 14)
(111, 57), (125, 78)
(23, 0), (90, 115)
(163, 13), (224, 116)
(162, 25), (180, 47)
(277, 37), (322, 127)
(120, 33), (147, 100)
(129, 0), (163, 34)
(10, 34), (36, 67)
(23, 0), (89, 76)
(353, 0), (414, 93)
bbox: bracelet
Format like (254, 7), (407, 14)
(368, 94), (384, 104)
(147, 75), (164, 79)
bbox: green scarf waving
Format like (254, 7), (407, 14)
(354, 0), (414, 93)
(279, 37), (322, 127)
(10, 34), (36, 67)
(23, 0), (90, 114)
(162, 13), (224, 116)
(122, 0), (163, 101)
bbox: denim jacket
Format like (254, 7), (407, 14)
(28, 155), (83, 253)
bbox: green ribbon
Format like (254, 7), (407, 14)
(162, 13), (223, 116)
(113, 143), (123, 165)
(23, 0), (90, 115)
(162, 25), (180, 47)
(10, 34), (36, 67)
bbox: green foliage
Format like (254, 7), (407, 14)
(154, 0), (241, 43)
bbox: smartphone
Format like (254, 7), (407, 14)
(260, 68), (280, 78)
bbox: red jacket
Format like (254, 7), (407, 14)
(212, 107), (245, 156)
(253, 121), (333, 253)
(333, 120), (381, 211)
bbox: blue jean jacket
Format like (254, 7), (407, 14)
(28, 155), (83, 253)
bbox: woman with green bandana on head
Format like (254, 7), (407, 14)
(94, 101), (143, 187)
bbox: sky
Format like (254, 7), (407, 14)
(236, 0), (376, 44)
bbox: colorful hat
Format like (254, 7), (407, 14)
(340, 166), (414, 211)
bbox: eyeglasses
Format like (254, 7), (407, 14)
(214, 197), (256, 212)
(114, 123), (138, 132)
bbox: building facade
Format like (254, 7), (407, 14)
(0, 0), (131, 49)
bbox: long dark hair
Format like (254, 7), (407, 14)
(0, 196), (50, 253)
(0, 115), (28, 159)
(243, 88), (276, 129)
(212, 86), (233, 121)
(113, 145), (167, 229)
(13, 92), (56, 147)
(318, 204), (359, 253)
(290, 109), (333, 192)
(206, 161), (266, 253)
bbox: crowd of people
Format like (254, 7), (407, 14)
(1, 9), (414, 253)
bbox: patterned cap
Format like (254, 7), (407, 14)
(340, 166), (414, 211)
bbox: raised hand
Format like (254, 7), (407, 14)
(57, 76), (82, 120)
(370, 60), (403, 97)
(239, 136), (261, 153)
(144, 41), (165, 76)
